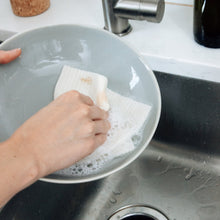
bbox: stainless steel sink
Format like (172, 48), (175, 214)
(0, 71), (219, 220)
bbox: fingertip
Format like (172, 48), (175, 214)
(107, 120), (111, 130)
(0, 48), (22, 64)
(100, 133), (107, 144)
(16, 48), (22, 55)
(101, 109), (109, 119)
(12, 48), (22, 56)
(95, 133), (107, 147)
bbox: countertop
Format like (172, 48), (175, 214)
(0, 0), (220, 82)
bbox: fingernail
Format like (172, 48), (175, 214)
(16, 48), (22, 53)
(11, 48), (21, 51)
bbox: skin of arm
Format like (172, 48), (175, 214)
(0, 49), (110, 207)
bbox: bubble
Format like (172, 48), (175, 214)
(55, 101), (147, 177)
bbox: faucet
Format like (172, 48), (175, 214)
(102, 0), (165, 36)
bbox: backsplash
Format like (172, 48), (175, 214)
(0, 0), (219, 82)
(165, 0), (193, 6)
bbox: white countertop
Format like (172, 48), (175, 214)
(0, 0), (220, 82)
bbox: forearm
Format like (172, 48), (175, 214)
(0, 138), (39, 208)
(0, 91), (110, 208)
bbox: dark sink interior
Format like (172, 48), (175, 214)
(0, 71), (219, 220)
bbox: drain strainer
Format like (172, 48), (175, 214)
(108, 205), (169, 220)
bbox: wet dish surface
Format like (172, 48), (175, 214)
(0, 24), (161, 183)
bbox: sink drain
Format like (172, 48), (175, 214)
(120, 214), (156, 220)
(108, 205), (168, 220)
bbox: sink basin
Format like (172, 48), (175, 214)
(0, 71), (219, 220)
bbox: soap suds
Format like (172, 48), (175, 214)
(54, 65), (151, 177)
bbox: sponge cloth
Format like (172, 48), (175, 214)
(54, 65), (151, 175)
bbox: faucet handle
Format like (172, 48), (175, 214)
(139, 0), (165, 23)
(102, 0), (165, 36)
(114, 0), (165, 23)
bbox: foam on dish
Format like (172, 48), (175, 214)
(54, 65), (151, 176)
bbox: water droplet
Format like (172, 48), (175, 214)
(110, 198), (117, 204)
(113, 190), (121, 195)
(157, 156), (162, 162)
(185, 168), (196, 181)
(87, 163), (93, 168)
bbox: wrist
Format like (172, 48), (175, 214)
(0, 137), (40, 207)
(2, 136), (40, 191)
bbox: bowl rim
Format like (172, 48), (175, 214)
(0, 24), (161, 184)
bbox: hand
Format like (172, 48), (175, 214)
(0, 48), (110, 207)
(9, 90), (110, 178)
(0, 48), (21, 64)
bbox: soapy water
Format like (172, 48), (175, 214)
(56, 132), (144, 177)
(55, 108), (146, 177)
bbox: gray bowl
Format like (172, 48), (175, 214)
(0, 24), (161, 183)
